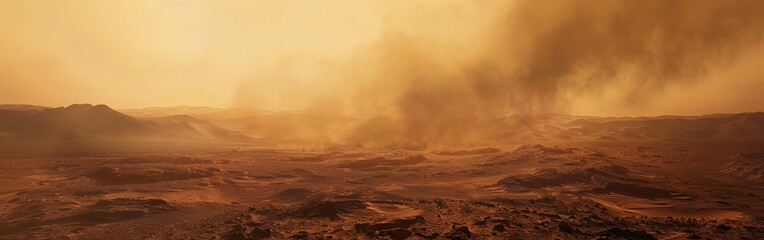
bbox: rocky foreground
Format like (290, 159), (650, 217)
(1, 142), (763, 239)
(209, 196), (762, 240)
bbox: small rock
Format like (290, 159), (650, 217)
(435, 199), (446, 208)
(354, 223), (371, 232)
(378, 228), (412, 240)
(413, 228), (439, 239)
(249, 226), (271, 239)
(597, 227), (657, 240)
(222, 228), (247, 240)
(714, 224), (732, 231)
(493, 224), (506, 232)
(232, 224), (246, 232)
(444, 225), (471, 239)
(490, 218), (510, 224)
(558, 221), (575, 234)
(289, 231), (309, 239)
(474, 219), (487, 226)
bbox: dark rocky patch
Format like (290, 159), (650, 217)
(558, 221), (575, 234)
(493, 223), (506, 232)
(592, 182), (675, 199)
(337, 155), (426, 169)
(376, 228), (412, 240)
(59, 198), (174, 224)
(274, 188), (315, 202)
(85, 167), (219, 184)
(433, 148), (501, 156)
(291, 200), (366, 220)
(443, 225), (471, 239)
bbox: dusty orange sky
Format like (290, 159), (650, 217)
(1, 0), (763, 117)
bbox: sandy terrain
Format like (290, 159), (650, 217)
(1, 105), (763, 239)
(1, 141), (763, 239)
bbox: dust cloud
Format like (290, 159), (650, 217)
(233, 0), (764, 147)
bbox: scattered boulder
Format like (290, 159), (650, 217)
(377, 228), (412, 240)
(596, 227), (657, 240)
(221, 224), (272, 240)
(289, 231), (309, 239)
(356, 216), (425, 239)
(413, 228), (440, 239)
(443, 225), (471, 239)
(222, 225), (247, 240)
(714, 224), (732, 231)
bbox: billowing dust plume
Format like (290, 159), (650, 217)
(235, 0), (764, 148)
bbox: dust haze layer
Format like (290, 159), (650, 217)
(233, 0), (764, 147)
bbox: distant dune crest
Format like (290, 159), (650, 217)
(723, 151), (764, 180)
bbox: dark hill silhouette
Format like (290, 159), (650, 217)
(0, 104), (50, 112)
(0, 105), (49, 129)
(0, 110), (33, 130)
(2, 104), (159, 140)
(0, 104), (255, 142)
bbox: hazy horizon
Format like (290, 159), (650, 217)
(4, 102), (764, 119)
(2, 0), (764, 118)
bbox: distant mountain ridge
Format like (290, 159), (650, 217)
(531, 112), (764, 141)
(0, 104), (50, 112)
(0, 104), (252, 142)
(2, 104), (159, 140)
(1, 104), (762, 144)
